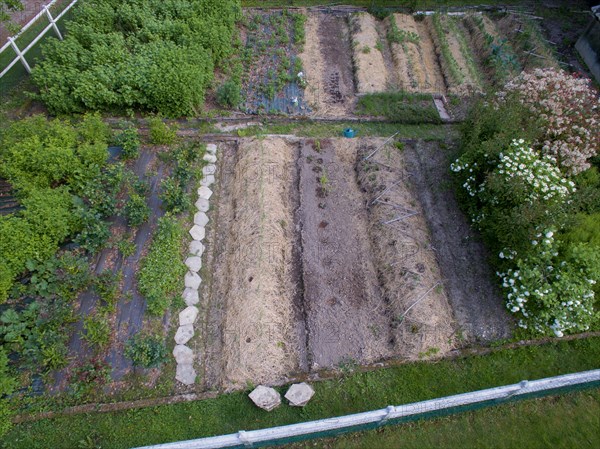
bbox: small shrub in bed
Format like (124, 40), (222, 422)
(125, 334), (168, 368)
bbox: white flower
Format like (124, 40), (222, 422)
(545, 231), (554, 238)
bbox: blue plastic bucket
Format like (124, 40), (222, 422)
(343, 128), (355, 138)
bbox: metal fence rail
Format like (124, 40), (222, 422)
(135, 369), (600, 449)
(0, 0), (79, 79)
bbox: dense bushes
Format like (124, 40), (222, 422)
(32, 0), (242, 117)
(453, 70), (600, 336)
(0, 115), (111, 303)
(137, 215), (186, 315)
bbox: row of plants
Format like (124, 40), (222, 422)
(356, 92), (442, 124)
(430, 13), (465, 85)
(31, 0), (242, 116)
(452, 68), (600, 336)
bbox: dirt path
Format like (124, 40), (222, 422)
(298, 138), (391, 369)
(404, 141), (512, 343)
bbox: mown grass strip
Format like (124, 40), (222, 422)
(355, 92), (442, 124)
(4, 337), (600, 449)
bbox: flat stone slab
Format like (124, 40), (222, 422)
(203, 164), (216, 175)
(203, 153), (217, 163)
(184, 271), (201, 290)
(182, 288), (199, 306)
(195, 197), (210, 212)
(249, 386), (281, 411)
(179, 306), (199, 326)
(189, 225), (205, 241)
(198, 186), (213, 200)
(173, 345), (194, 364)
(194, 212), (209, 227)
(185, 256), (202, 272)
(176, 363), (196, 385)
(285, 383), (315, 407)
(175, 324), (195, 345)
(206, 144), (217, 154)
(189, 240), (205, 257)
(200, 175), (215, 187)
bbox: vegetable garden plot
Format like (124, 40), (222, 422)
(427, 14), (483, 96)
(241, 11), (309, 115)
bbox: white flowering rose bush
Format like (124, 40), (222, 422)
(497, 69), (600, 175)
(498, 232), (599, 336)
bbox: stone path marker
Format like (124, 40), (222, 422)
(285, 383), (315, 407)
(174, 143), (218, 385)
(249, 385), (282, 411)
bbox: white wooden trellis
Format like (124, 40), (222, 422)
(0, 0), (78, 79)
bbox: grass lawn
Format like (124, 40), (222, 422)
(286, 390), (600, 449)
(3, 337), (600, 449)
(355, 92), (442, 124)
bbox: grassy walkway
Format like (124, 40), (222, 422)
(3, 337), (600, 449)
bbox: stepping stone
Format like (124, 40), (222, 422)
(182, 288), (199, 306)
(194, 212), (209, 227)
(179, 306), (199, 326)
(175, 324), (195, 345)
(249, 386), (281, 411)
(203, 164), (216, 175)
(198, 186), (213, 200)
(176, 363), (196, 385)
(195, 197), (210, 212)
(200, 175), (215, 187)
(206, 144), (217, 155)
(184, 271), (201, 290)
(173, 345), (194, 364)
(185, 256), (202, 273)
(189, 240), (205, 257)
(285, 383), (315, 407)
(189, 225), (205, 241)
(203, 153), (217, 163)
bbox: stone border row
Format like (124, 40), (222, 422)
(173, 144), (218, 385)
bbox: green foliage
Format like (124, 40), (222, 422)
(0, 347), (16, 439)
(94, 271), (121, 313)
(137, 215), (186, 316)
(31, 0), (241, 117)
(431, 14), (464, 85)
(159, 142), (203, 213)
(73, 208), (111, 253)
(125, 334), (167, 368)
(148, 117), (178, 145)
(387, 18), (420, 45)
(115, 127), (140, 160)
(68, 356), (112, 398)
(216, 80), (242, 108)
(159, 178), (190, 214)
(356, 92), (441, 124)
(82, 315), (111, 350)
(123, 193), (150, 227)
(25, 254), (91, 301)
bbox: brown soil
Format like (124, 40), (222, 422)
(404, 140), (512, 342)
(298, 138), (391, 369)
(414, 19), (447, 94)
(350, 12), (389, 93)
(218, 137), (301, 388)
(356, 140), (456, 358)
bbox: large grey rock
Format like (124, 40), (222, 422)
(194, 212), (209, 227)
(182, 288), (199, 306)
(176, 363), (196, 385)
(248, 386), (281, 411)
(198, 186), (213, 200)
(179, 306), (199, 326)
(175, 324), (195, 345)
(189, 225), (205, 241)
(185, 256), (202, 273)
(189, 240), (205, 257)
(184, 271), (201, 290)
(173, 345), (194, 364)
(200, 175), (215, 187)
(206, 144), (217, 155)
(285, 383), (315, 407)
(203, 153), (217, 163)
(202, 164), (216, 175)
(195, 197), (210, 212)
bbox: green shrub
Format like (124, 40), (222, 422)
(159, 178), (191, 214)
(216, 80), (242, 108)
(123, 193), (150, 227)
(125, 334), (167, 368)
(148, 117), (178, 145)
(0, 348), (17, 439)
(137, 215), (186, 315)
(82, 315), (111, 350)
(115, 127), (140, 160)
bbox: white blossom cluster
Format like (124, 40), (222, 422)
(498, 232), (596, 337)
(497, 68), (600, 175)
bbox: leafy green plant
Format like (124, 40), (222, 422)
(159, 178), (191, 214)
(125, 334), (168, 368)
(148, 117), (178, 145)
(115, 127), (141, 160)
(82, 315), (111, 350)
(115, 237), (137, 258)
(123, 193), (150, 227)
(387, 18), (420, 45)
(94, 271), (121, 312)
(0, 348), (17, 439)
(69, 356), (112, 398)
(216, 80), (242, 108)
